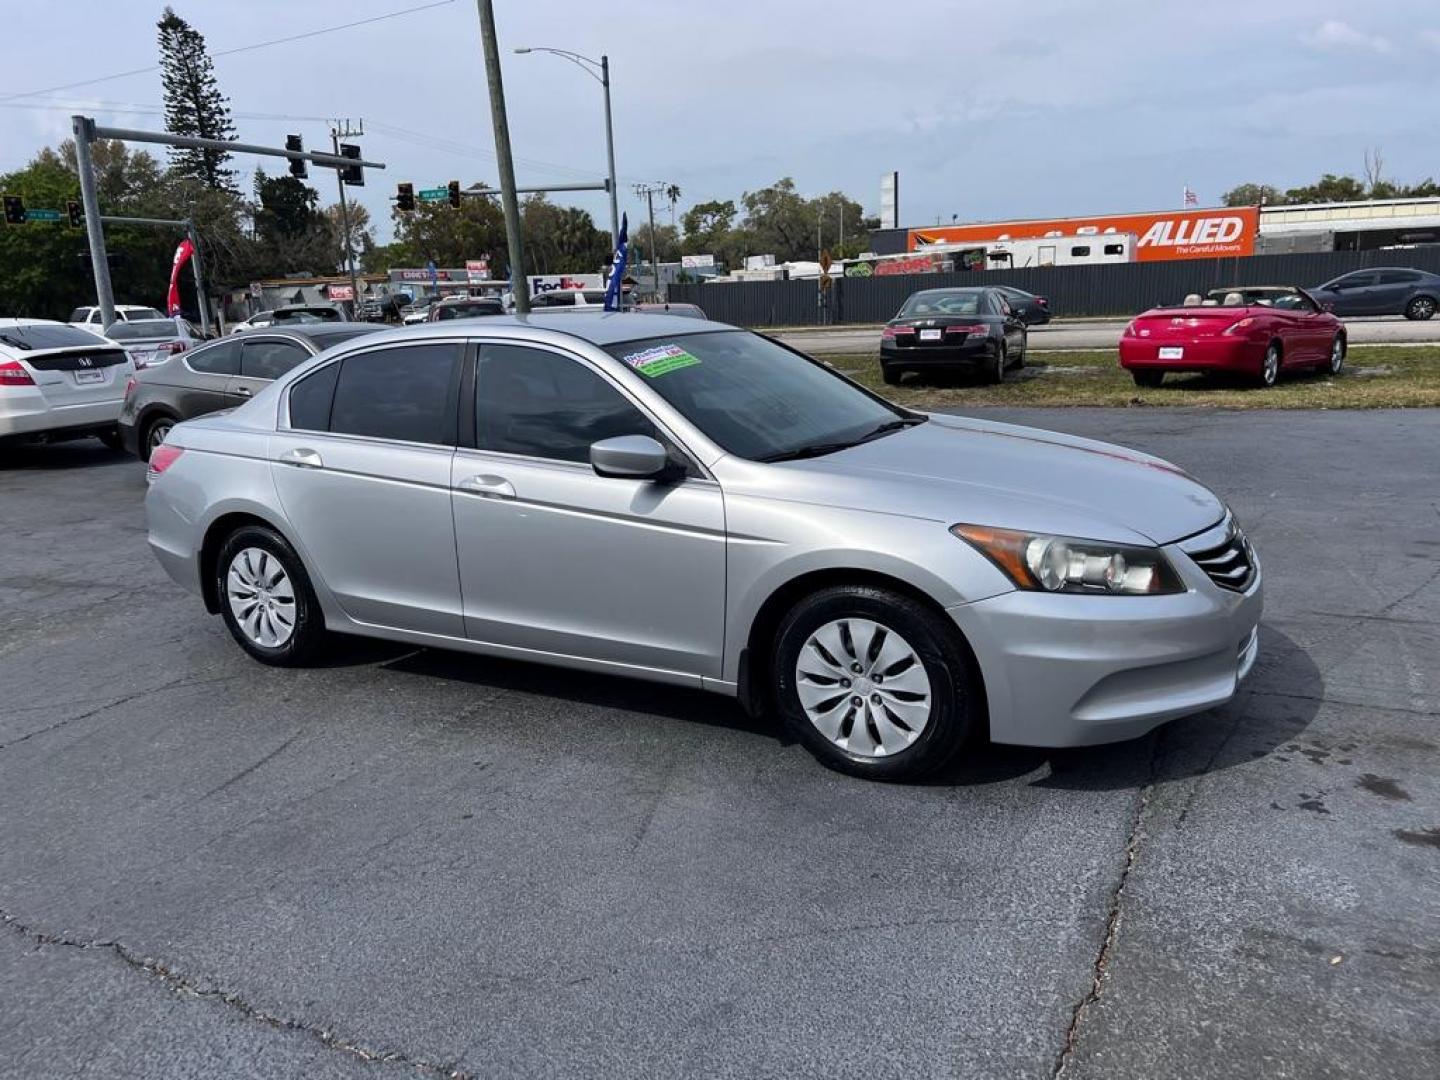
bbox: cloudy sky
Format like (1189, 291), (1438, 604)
(2, 1), (1437, 243)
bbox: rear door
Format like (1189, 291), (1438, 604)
(228, 336), (313, 403)
(269, 340), (465, 636)
(167, 337), (241, 418)
(1372, 270), (1420, 316)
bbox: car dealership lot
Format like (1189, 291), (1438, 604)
(2, 409), (1438, 1079)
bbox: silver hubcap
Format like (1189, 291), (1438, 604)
(795, 618), (933, 758)
(148, 421), (172, 452)
(1415, 298), (1435, 319)
(1263, 349), (1279, 384)
(1331, 338), (1344, 372)
(227, 547), (296, 648)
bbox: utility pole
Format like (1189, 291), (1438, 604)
(72, 116), (115, 328)
(476, 0), (529, 314)
(601, 55), (619, 250)
(633, 181), (676, 300)
(331, 119), (363, 316)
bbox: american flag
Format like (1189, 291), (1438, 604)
(1183, 186), (1199, 208)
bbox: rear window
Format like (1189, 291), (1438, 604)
(0, 324), (107, 351)
(899, 291), (982, 317)
(435, 301), (502, 320)
(124, 308), (166, 321)
(105, 320), (180, 340)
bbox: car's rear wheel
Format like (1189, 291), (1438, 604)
(1328, 334), (1346, 375)
(985, 342), (1006, 384)
(1405, 295), (1436, 321)
(142, 415), (176, 462)
(773, 586), (977, 781)
(215, 524), (327, 666)
(1259, 343), (1281, 388)
(881, 364), (902, 386)
(1132, 370), (1163, 388)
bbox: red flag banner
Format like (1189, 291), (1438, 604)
(167, 238), (195, 316)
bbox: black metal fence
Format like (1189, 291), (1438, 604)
(668, 247), (1440, 326)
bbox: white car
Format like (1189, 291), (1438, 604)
(68, 304), (166, 330)
(229, 312), (276, 334)
(0, 319), (136, 448)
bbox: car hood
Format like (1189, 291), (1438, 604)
(723, 414), (1224, 546)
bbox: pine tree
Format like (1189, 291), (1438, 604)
(157, 7), (236, 192)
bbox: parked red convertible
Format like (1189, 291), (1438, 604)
(1120, 286), (1345, 388)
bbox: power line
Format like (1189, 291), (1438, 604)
(0, 0), (456, 103)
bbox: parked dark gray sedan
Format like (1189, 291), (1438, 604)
(1309, 266), (1440, 320)
(119, 324), (381, 459)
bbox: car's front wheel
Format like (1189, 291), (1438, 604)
(773, 586), (977, 781)
(215, 524), (328, 666)
(1405, 295), (1437, 321)
(1132, 370), (1163, 388)
(1328, 334), (1346, 375)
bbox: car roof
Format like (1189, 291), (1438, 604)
(313, 312), (737, 350)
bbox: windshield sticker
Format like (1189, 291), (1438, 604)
(621, 343), (701, 378)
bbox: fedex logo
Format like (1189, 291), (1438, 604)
(1140, 216), (1246, 249)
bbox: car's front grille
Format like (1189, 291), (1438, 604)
(1182, 517), (1256, 592)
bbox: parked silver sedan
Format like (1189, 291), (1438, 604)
(145, 314), (1262, 780)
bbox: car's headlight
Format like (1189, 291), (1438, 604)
(951, 524), (1184, 595)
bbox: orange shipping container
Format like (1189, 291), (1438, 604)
(908, 206), (1259, 262)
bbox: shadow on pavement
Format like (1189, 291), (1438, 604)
(351, 623), (1319, 794)
(0, 440), (130, 471)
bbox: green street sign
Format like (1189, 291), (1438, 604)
(25, 208), (62, 222)
(418, 187), (448, 202)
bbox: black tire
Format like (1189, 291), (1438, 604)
(1327, 334), (1346, 376)
(96, 427), (123, 451)
(1404, 295), (1436, 321)
(773, 585), (978, 782)
(984, 342), (1006, 385)
(1259, 342), (1281, 388)
(1013, 332), (1026, 369)
(881, 364), (902, 386)
(215, 524), (328, 666)
(140, 414), (176, 462)
(1132, 370), (1163, 389)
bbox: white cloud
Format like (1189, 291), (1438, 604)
(1301, 20), (1392, 53)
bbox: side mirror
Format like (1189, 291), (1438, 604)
(590, 435), (676, 480)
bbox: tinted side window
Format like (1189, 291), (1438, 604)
(477, 345), (658, 463)
(1070, 245), (1091, 257)
(289, 362), (339, 431)
(68, 308), (87, 323)
(242, 339), (311, 380)
(1378, 270), (1420, 285)
(187, 338), (241, 375)
(329, 343), (459, 445)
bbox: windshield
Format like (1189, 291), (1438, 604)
(105, 319), (179, 339)
(125, 307), (165, 321)
(0, 323), (107, 350)
(436, 302), (501, 319)
(604, 330), (908, 461)
(899, 290), (983, 317)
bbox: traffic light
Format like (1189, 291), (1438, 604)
(286, 134), (307, 179)
(396, 182), (415, 212)
(340, 143), (363, 187)
(447, 180), (462, 209)
(66, 200), (82, 228)
(2, 194), (24, 225)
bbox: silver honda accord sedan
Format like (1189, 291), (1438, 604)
(145, 313), (1262, 780)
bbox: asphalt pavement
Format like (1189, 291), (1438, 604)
(775, 316), (1440, 355)
(2, 410), (1437, 1079)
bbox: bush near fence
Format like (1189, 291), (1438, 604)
(669, 248), (1440, 326)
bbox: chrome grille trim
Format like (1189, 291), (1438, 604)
(1179, 514), (1256, 593)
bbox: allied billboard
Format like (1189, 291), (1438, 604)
(908, 206), (1259, 262)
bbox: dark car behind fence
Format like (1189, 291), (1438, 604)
(669, 247), (1440, 327)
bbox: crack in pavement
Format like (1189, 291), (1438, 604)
(0, 906), (472, 1079)
(1051, 736), (1159, 1079)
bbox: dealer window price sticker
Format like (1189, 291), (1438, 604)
(621, 343), (701, 378)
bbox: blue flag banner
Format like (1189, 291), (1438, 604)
(603, 213), (629, 312)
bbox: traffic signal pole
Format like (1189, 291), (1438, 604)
(72, 117), (115, 328)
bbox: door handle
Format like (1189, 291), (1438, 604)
(457, 474), (515, 499)
(278, 447), (324, 469)
(236, 385), (252, 397)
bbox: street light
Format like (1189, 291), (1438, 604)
(514, 45), (619, 250)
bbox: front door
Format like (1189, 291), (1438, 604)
(452, 342), (726, 679)
(269, 340), (466, 636)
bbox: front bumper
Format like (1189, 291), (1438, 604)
(1119, 336), (1262, 374)
(948, 545), (1262, 747)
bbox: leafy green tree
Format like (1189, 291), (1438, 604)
(630, 222), (681, 269)
(1221, 183), (1284, 207)
(157, 7), (237, 192)
(520, 196), (609, 275)
(1283, 174), (1367, 204)
(386, 183), (508, 273)
(680, 198), (736, 256)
